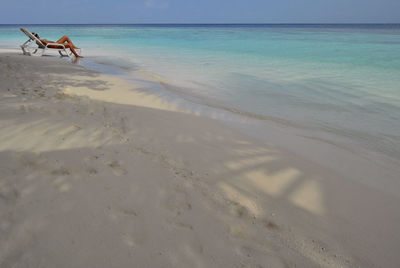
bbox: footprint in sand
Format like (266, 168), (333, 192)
(264, 220), (279, 231)
(174, 221), (194, 231)
(229, 201), (250, 219)
(16, 152), (48, 170)
(108, 160), (127, 176)
(119, 116), (128, 134)
(0, 183), (19, 203)
(50, 167), (71, 176)
(86, 166), (98, 176)
(164, 187), (192, 215)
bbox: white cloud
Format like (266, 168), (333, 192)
(144, 0), (169, 9)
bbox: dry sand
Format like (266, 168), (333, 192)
(1, 53), (400, 267)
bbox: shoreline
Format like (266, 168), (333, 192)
(1, 52), (400, 267)
(77, 50), (400, 198)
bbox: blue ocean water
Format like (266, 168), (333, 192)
(1, 24), (400, 160)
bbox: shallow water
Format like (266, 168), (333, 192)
(1, 24), (400, 161)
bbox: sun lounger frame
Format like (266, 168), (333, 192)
(19, 28), (80, 58)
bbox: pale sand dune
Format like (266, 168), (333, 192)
(1, 53), (400, 267)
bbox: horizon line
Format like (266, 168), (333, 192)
(1, 23), (400, 25)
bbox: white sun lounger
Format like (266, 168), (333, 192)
(20, 28), (80, 58)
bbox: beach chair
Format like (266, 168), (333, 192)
(19, 28), (78, 58)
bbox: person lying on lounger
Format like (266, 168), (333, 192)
(32, 32), (83, 58)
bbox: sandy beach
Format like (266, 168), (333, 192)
(1, 52), (400, 267)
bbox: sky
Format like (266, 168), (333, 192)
(0, 0), (399, 24)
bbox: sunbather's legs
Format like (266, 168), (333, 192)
(55, 35), (82, 58)
(56, 35), (78, 49)
(48, 43), (81, 57)
(63, 44), (82, 58)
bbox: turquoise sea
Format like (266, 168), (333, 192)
(1, 24), (400, 162)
